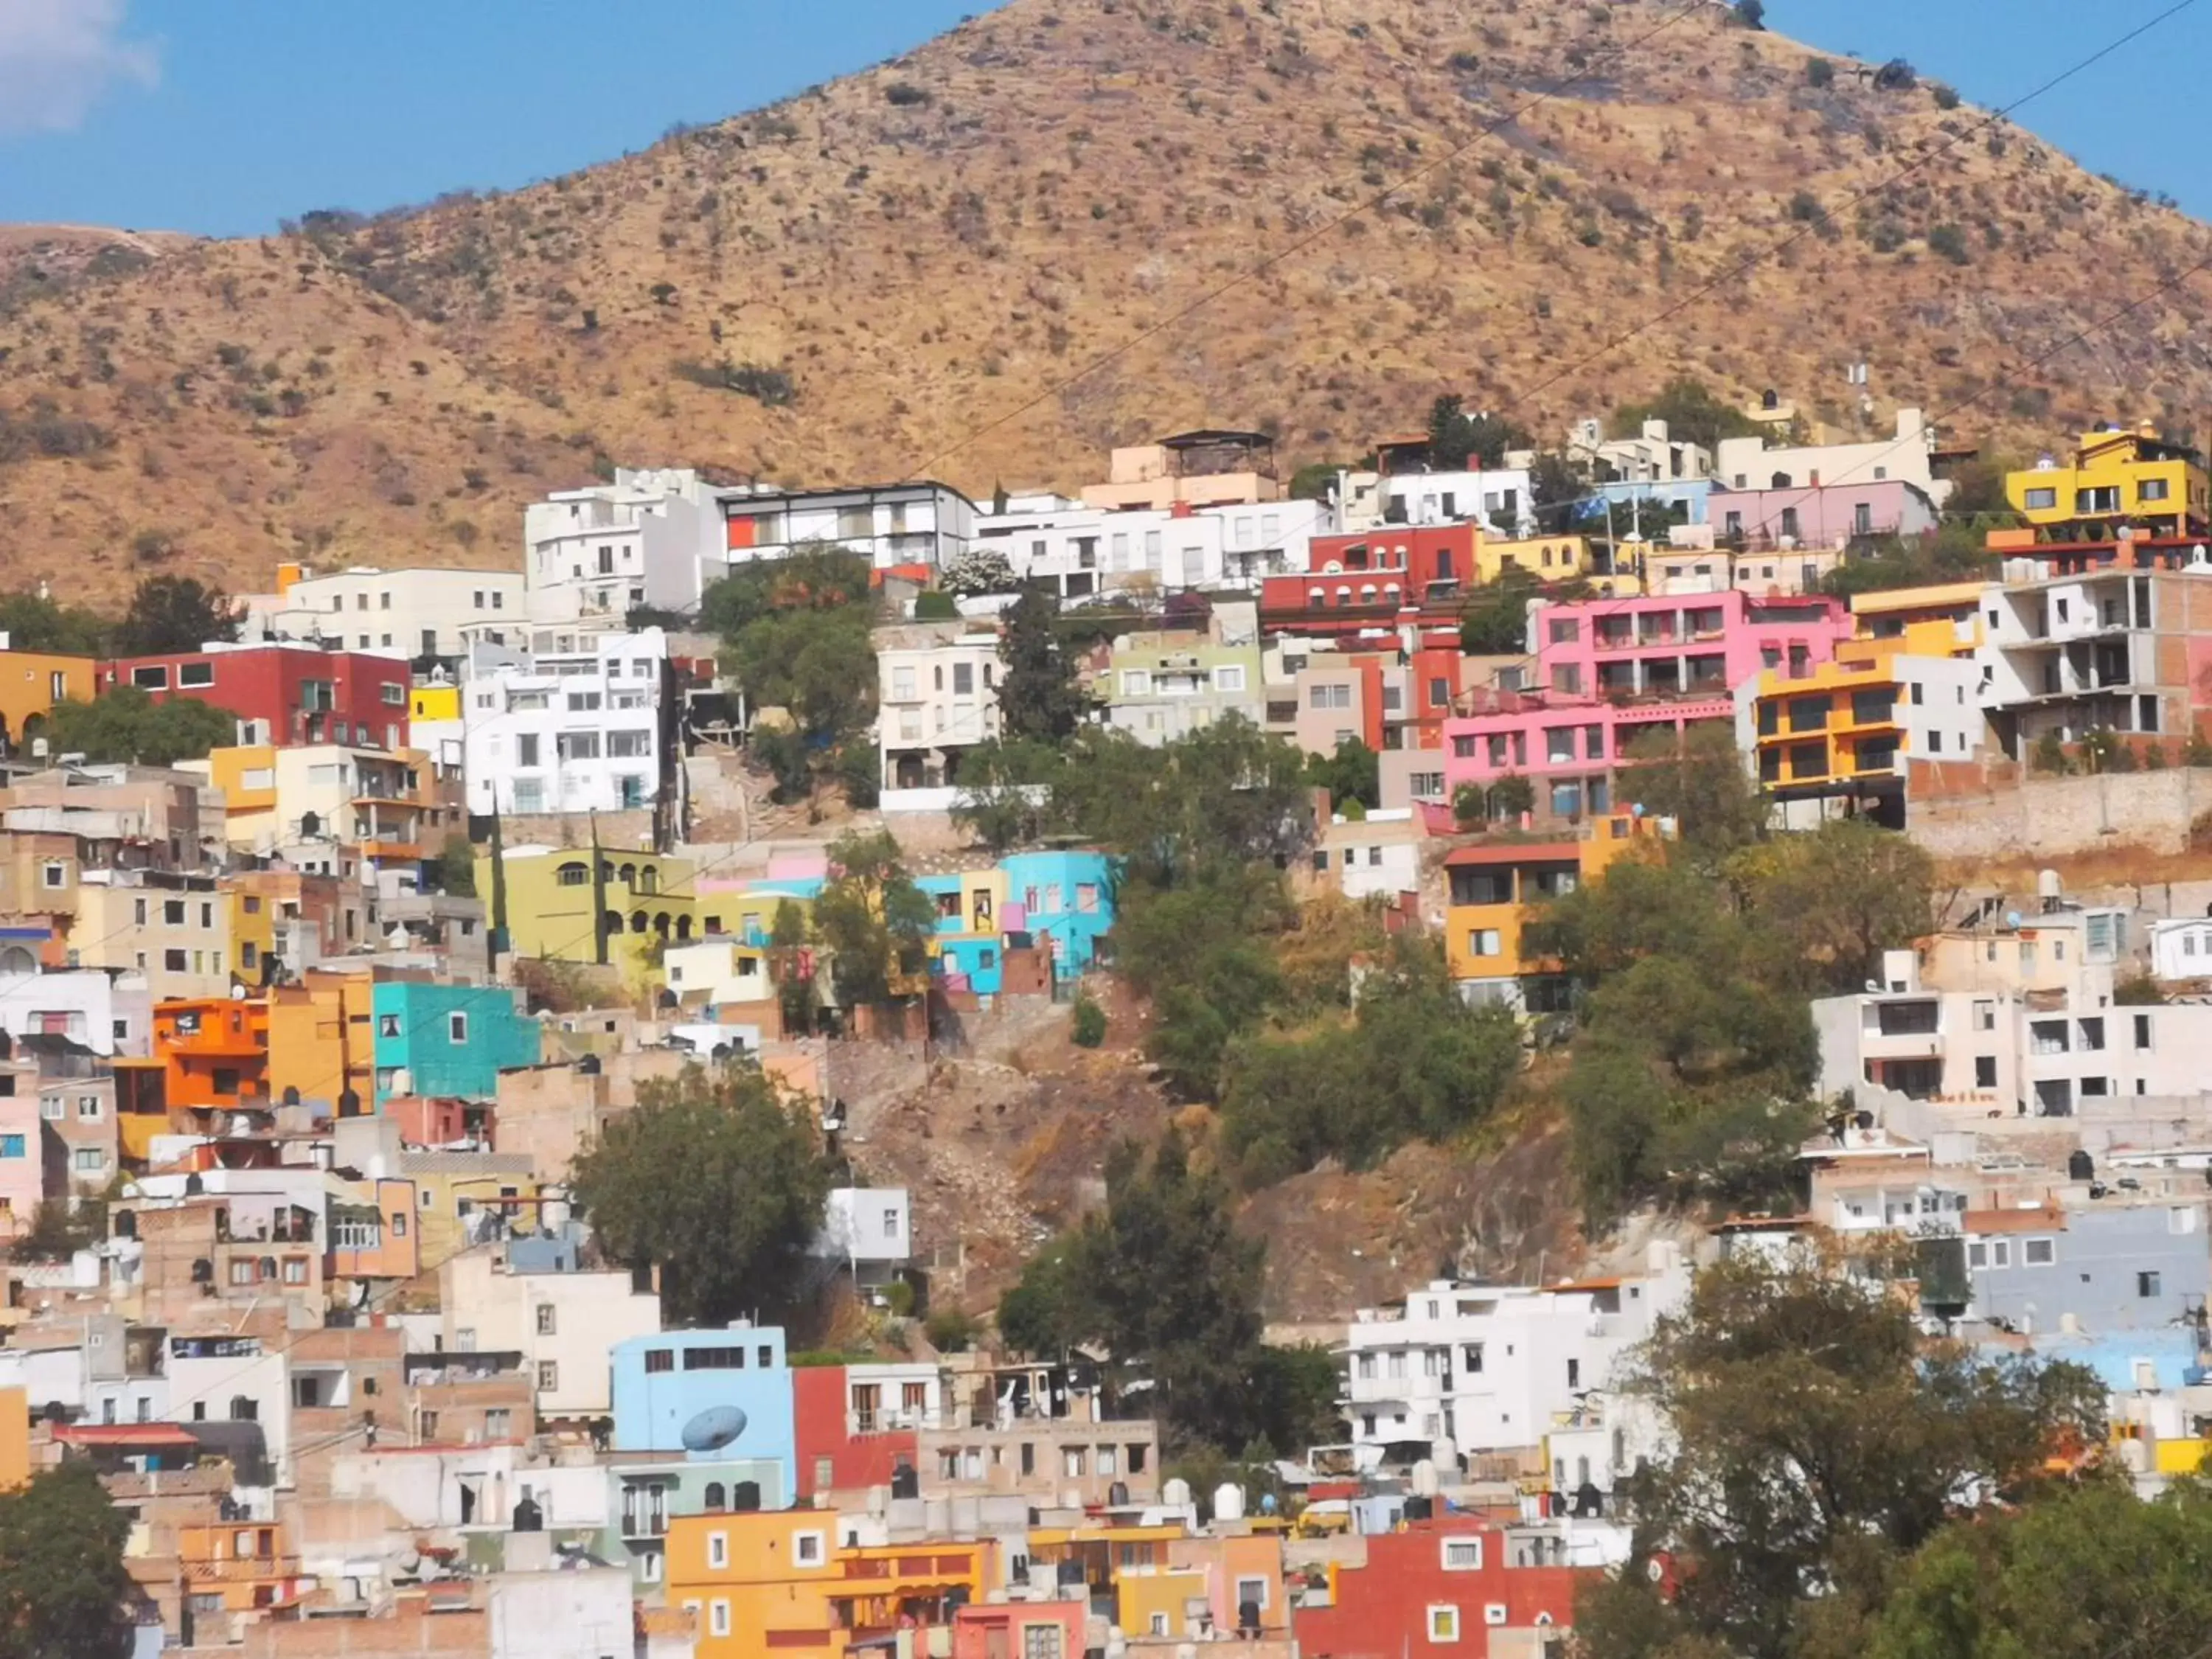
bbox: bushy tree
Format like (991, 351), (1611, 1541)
(812, 830), (937, 1006)
(1576, 1254), (2104, 1659)
(997, 1130), (1266, 1450)
(112, 574), (239, 655)
(1304, 735), (1380, 813)
(1459, 566), (1544, 655)
(0, 1459), (139, 1659)
(699, 546), (873, 639)
(46, 689), (240, 767)
(0, 590), (108, 656)
(572, 1062), (832, 1326)
(937, 546), (1018, 598)
(949, 738), (1062, 852)
(1730, 818), (1936, 994)
(1610, 378), (1762, 451)
(996, 588), (1088, 742)
(1616, 723), (1767, 869)
(726, 605), (874, 741)
(1115, 866), (1290, 1096)
(1426, 394), (1531, 470)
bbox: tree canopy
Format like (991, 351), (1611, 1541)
(0, 1459), (137, 1659)
(1609, 377), (1764, 451)
(707, 546), (879, 804)
(1304, 734), (1380, 813)
(812, 829), (937, 1006)
(571, 1061), (832, 1326)
(46, 689), (240, 768)
(997, 1130), (1270, 1450)
(1576, 1253), (2104, 1659)
(1426, 394), (1531, 470)
(111, 575), (240, 657)
(0, 590), (108, 657)
(995, 588), (1089, 743)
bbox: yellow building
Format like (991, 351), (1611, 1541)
(664, 1509), (992, 1659)
(1445, 814), (1659, 1006)
(0, 1387), (26, 1492)
(2006, 423), (2209, 539)
(482, 844), (698, 973)
(265, 972), (378, 1113)
(404, 1153), (542, 1267)
(74, 877), (233, 1001)
(1848, 580), (1986, 638)
(1475, 532), (1590, 585)
(0, 647), (95, 753)
(1744, 616), (1983, 818)
(410, 683), (461, 724)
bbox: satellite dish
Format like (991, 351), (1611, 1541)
(681, 1405), (748, 1453)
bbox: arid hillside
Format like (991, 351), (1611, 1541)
(5, 0), (2212, 608)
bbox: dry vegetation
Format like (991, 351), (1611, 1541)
(5, 0), (2212, 607)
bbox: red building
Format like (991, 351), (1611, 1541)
(97, 644), (410, 750)
(792, 1365), (917, 1502)
(1295, 1518), (1593, 1658)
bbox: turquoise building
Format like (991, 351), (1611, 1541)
(370, 982), (540, 1104)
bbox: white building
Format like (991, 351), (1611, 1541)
(876, 625), (1004, 791)
(2151, 917), (2212, 983)
(1308, 810), (1422, 902)
(242, 566), (528, 660)
(1340, 1248), (1690, 1466)
(524, 470), (978, 625)
(1550, 417), (1713, 485)
(0, 968), (151, 1056)
(818, 1188), (912, 1283)
(462, 630), (674, 817)
(441, 1249), (663, 1422)
(1337, 467), (1537, 537)
(975, 495), (1330, 598)
(1713, 406), (1945, 503)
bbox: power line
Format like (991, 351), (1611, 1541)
(905, 0), (1719, 479)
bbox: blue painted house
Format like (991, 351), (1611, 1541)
(370, 983), (540, 1105)
(611, 1326), (797, 1499)
(1000, 850), (1115, 976)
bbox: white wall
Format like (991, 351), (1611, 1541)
(0, 970), (150, 1057)
(462, 630), (670, 816)
(257, 568), (529, 659)
(490, 1565), (636, 1659)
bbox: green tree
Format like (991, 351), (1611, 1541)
(431, 834), (477, 898)
(111, 574), (239, 656)
(46, 689), (240, 767)
(998, 1130), (1266, 1450)
(1287, 460), (1349, 501)
(1052, 717), (1311, 891)
(949, 737), (1063, 853)
(1865, 1479), (2212, 1659)
(937, 547), (1017, 598)
(1459, 566), (1543, 654)
(996, 588), (1088, 743)
(1576, 1254), (2104, 1659)
(1610, 378), (1762, 451)
(1730, 818), (1936, 995)
(0, 591), (108, 657)
(0, 1458), (138, 1659)
(572, 1062), (832, 1326)
(726, 605), (875, 741)
(1616, 723), (1766, 869)
(699, 546), (873, 639)
(1426, 395), (1532, 470)
(1304, 735), (1381, 813)
(813, 829), (937, 1005)
(1115, 868), (1289, 1097)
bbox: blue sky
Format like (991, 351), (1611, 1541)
(0, 0), (2204, 236)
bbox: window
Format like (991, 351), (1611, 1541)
(1310, 682), (1352, 710)
(131, 665), (168, 689)
(448, 1012), (468, 1043)
(164, 899), (186, 925)
(536, 1304), (557, 1336)
(794, 1531), (825, 1565)
(710, 1601), (731, 1638)
(1023, 1625), (1065, 1659)
(644, 1349), (674, 1374)
(1975, 1055), (1997, 1088)
(607, 728), (651, 757)
(1442, 1537), (1483, 1571)
(2024, 1238), (2056, 1265)
(556, 731), (600, 760)
(1469, 929), (1502, 958)
(0, 1135), (22, 1158)
(707, 1531), (728, 1569)
(1427, 1606), (1460, 1644)
(2140, 1270), (2163, 1298)
(2135, 1013), (2154, 1050)
(38, 1098), (60, 1121)
(164, 950), (188, 973)
(73, 1149), (104, 1175)
(1214, 664), (1246, 692)
(537, 1361), (559, 1391)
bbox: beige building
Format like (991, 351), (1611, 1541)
(1079, 430), (1283, 512)
(440, 1246), (662, 1422)
(242, 563), (528, 660)
(876, 623), (1004, 790)
(74, 871), (233, 998)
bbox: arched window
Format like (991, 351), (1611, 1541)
(556, 862), (588, 887)
(703, 1483), (727, 1512)
(630, 911), (649, 934)
(619, 862), (638, 886)
(638, 866), (659, 896)
(675, 916), (694, 942)
(731, 1481), (762, 1512)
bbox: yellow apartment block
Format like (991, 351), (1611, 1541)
(1445, 815), (1660, 1011)
(1745, 617), (1982, 804)
(1475, 533), (1590, 585)
(2006, 423), (2208, 538)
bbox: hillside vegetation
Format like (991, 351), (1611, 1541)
(4, 0), (2212, 606)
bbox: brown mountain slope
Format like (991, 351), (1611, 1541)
(6, 0), (2212, 609)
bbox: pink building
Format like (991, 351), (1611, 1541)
(1709, 478), (1940, 549)
(0, 1056), (44, 1235)
(1443, 695), (1736, 822)
(1527, 589), (1849, 701)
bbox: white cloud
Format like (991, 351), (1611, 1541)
(0, 0), (159, 136)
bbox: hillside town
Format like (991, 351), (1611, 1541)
(0, 379), (2208, 1659)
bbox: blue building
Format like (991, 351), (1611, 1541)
(611, 1325), (797, 1499)
(370, 983), (540, 1105)
(1000, 850), (1116, 976)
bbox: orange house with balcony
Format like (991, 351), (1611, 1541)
(1445, 815), (1662, 1011)
(173, 1516), (307, 1634)
(665, 1509), (993, 1659)
(114, 998), (272, 1155)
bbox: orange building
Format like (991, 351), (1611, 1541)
(265, 973), (377, 1116)
(665, 1509), (993, 1659)
(0, 1388), (26, 1492)
(1444, 813), (1663, 1009)
(0, 646), (95, 755)
(173, 1514), (307, 1628)
(114, 997), (272, 1155)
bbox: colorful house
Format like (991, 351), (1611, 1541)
(0, 1071), (40, 1235)
(611, 1326), (798, 1497)
(1446, 815), (1660, 1009)
(1295, 1517), (1595, 1658)
(664, 1509), (992, 1659)
(481, 844), (699, 971)
(1734, 612), (1984, 830)
(369, 982), (538, 1104)
(122, 996), (273, 1140)
(1442, 696), (1735, 825)
(0, 646), (94, 756)
(1525, 589), (1848, 703)
(96, 641), (410, 751)
(999, 851), (1115, 977)
(265, 973), (379, 1114)
(2006, 423), (2209, 541)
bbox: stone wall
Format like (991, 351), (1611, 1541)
(1907, 768), (2212, 862)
